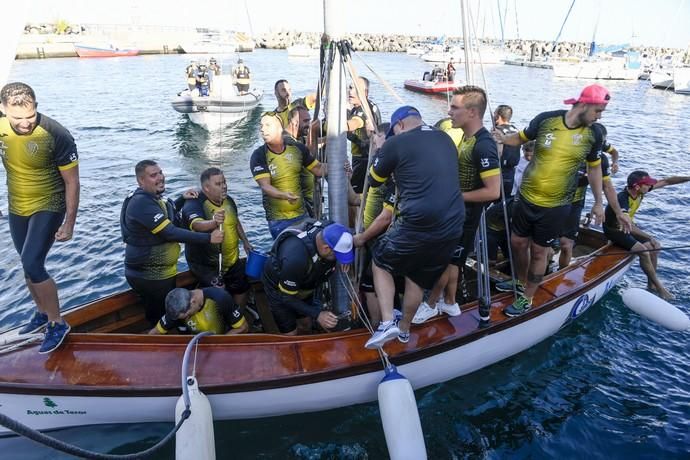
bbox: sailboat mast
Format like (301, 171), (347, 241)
(461, 0), (474, 85)
(322, 0), (350, 318)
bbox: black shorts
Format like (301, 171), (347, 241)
(604, 226), (648, 251)
(126, 275), (177, 325)
(450, 204), (484, 267)
(511, 195), (571, 247)
(9, 211), (64, 283)
(237, 83), (249, 92)
(350, 155), (368, 194)
(372, 226), (458, 290)
(360, 242), (376, 293)
(189, 259), (251, 295)
(561, 200), (585, 241)
(264, 286), (314, 333)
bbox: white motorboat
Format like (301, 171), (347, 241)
(171, 75), (263, 129)
(650, 70), (674, 90)
(287, 43), (319, 58)
(674, 67), (690, 94)
(552, 56), (640, 80)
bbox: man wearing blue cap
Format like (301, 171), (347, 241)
(364, 106), (465, 349)
(262, 220), (354, 334)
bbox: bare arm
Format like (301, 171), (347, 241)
(606, 146), (619, 174)
(462, 174), (501, 203)
(353, 207), (393, 247)
(236, 219), (253, 254)
(493, 130), (523, 147)
(603, 179), (632, 233)
(256, 177), (298, 203)
(587, 162), (604, 225)
(55, 165), (80, 242)
(653, 176), (690, 190)
(308, 161), (327, 177)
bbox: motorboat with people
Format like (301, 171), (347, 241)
(404, 66), (462, 94)
(0, 226), (634, 433)
(171, 74), (263, 129)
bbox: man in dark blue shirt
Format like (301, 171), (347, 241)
(365, 106), (465, 349)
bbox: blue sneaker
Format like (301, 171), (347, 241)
(39, 321), (71, 354)
(503, 295), (532, 318)
(18, 311), (49, 335)
(364, 320), (400, 349)
(393, 309), (403, 322)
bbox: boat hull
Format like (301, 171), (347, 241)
(673, 67), (690, 94)
(171, 84), (263, 130)
(404, 79), (462, 94)
(552, 61), (639, 80)
(74, 45), (139, 58)
(0, 230), (633, 434)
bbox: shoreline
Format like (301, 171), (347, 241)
(15, 24), (690, 62)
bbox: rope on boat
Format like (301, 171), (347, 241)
(339, 272), (391, 369)
(0, 332), (215, 458)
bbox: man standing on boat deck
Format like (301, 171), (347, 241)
(493, 84), (624, 317)
(120, 160), (223, 325)
(232, 58), (250, 95)
(180, 167), (253, 312)
(493, 104), (522, 198)
(285, 106), (316, 217)
(272, 79), (316, 129)
(262, 221), (351, 335)
(603, 170), (690, 300)
(414, 86), (501, 324)
(347, 76), (382, 195)
(250, 113), (327, 238)
(0, 82), (79, 354)
(364, 106), (465, 349)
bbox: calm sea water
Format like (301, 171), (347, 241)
(1, 50), (689, 459)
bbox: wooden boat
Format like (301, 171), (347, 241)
(0, 228), (633, 434)
(404, 78), (462, 94)
(74, 44), (139, 58)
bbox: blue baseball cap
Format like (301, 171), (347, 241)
(386, 105), (421, 138)
(322, 223), (354, 264)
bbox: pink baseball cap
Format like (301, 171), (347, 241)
(564, 84), (611, 105)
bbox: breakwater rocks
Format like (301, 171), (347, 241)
(256, 30), (688, 61)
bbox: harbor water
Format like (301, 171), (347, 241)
(1, 49), (689, 459)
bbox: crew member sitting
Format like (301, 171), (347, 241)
(150, 287), (248, 335)
(603, 170), (690, 300)
(261, 221), (353, 335)
(233, 58), (251, 95)
(196, 64), (211, 96)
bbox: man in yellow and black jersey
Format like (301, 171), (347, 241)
(150, 287), (248, 335)
(284, 105), (316, 217)
(558, 125), (632, 269)
(272, 79), (316, 130)
(121, 160), (223, 325)
(494, 84), (621, 317)
(434, 117), (464, 147)
(352, 123), (397, 325)
(0, 82), (79, 354)
(347, 76), (382, 194)
(250, 113), (326, 238)
(603, 171), (690, 300)
(181, 167), (253, 309)
(416, 86), (501, 324)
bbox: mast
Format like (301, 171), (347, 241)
(460, 0), (474, 84)
(322, 0), (350, 319)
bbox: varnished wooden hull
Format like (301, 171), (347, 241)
(0, 229), (633, 433)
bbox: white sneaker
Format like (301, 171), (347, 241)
(412, 301), (439, 324)
(437, 301), (461, 317)
(365, 320), (401, 349)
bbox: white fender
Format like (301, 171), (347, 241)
(621, 288), (690, 331)
(175, 377), (216, 460)
(378, 365), (427, 460)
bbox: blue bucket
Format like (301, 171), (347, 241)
(245, 250), (268, 279)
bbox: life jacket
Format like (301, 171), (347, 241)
(268, 219), (335, 292)
(120, 189), (177, 247)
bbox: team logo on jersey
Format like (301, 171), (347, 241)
(68, 151), (78, 162)
(480, 158), (490, 168)
(284, 153), (293, 162)
(153, 212), (164, 222)
(572, 134), (583, 146)
(26, 141), (39, 157)
(268, 163), (277, 176)
(543, 133), (555, 147)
